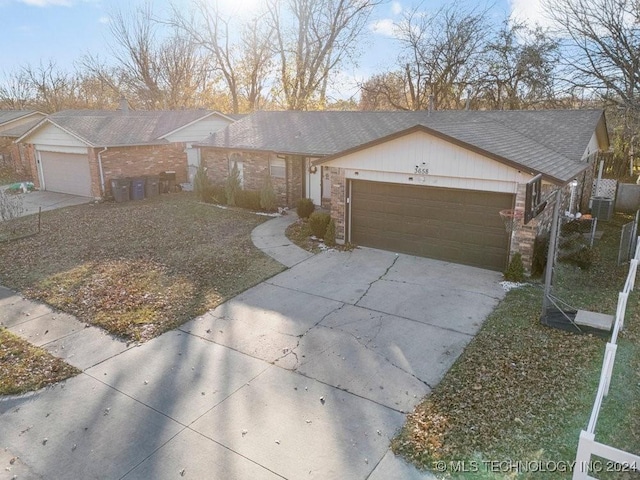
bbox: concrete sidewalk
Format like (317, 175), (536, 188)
(0, 213), (505, 479)
(251, 212), (313, 267)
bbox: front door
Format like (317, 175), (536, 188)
(306, 158), (322, 206)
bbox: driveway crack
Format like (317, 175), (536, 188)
(274, 303), (347, 369)
(355, 255), (400, 306)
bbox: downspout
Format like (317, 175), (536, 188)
(97, 147), (108, 197)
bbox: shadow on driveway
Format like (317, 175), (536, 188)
(0, 247), (505, 479)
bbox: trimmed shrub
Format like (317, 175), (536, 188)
(324, 219), (336, 247)
(504, 252), (525, 282)
(236, 189), (262, 211)
(296, 198), (315, 219)
(225, 161), (241, 206)
(309, 211), (331, 238)
(260, 173), (277, 212)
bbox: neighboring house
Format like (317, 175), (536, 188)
(0, 110), (47, 178)
(199, 109), (609, 272)
(15, 109), (235, 198)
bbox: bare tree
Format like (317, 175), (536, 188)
(361, 2), (489, 111)
(0, 70), (32, 110)
(544, 0), (640, 112)
(170, 1), (273, 113)
(394, 2), (489, 110)
(107, 2), (163, 108)
(359, 71), (413, 110)
(479, 21), (560, 110)
(21, 61), (80, 113)
(266, 0), (381, 111)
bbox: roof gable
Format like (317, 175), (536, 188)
(0, 110), (46, 137)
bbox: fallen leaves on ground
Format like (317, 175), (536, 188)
(0, 193), (283, 342)
(393, 214), (640, 477)
(0, 328), (80, 395)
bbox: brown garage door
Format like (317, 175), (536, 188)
(40, 151), (92, 197)
(350, 180), (513, 271)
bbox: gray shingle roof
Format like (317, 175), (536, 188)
(199, 110), (607, 183)
(0, 110), (45, 136)
(29, 109), (217, 147)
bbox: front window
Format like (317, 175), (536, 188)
(270, 157), (286, 178)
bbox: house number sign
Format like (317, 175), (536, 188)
(414, 162), (429, 175)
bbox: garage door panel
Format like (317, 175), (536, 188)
(40, 151), (92, 197)
(351, 180), (513, 271)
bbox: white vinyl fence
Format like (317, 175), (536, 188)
(573, 240), (640, 479)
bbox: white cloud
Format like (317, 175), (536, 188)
(98, 16), (110, 24)
(509, 0), (554, 29)
(391, 1), (402, 16)
(369, 18), (399, 38)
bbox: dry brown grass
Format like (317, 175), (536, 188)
(0, 193), (284, 341)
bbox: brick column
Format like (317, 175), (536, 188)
(330, 168), (346, 243)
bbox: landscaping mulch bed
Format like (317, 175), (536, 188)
(0, 193), (284, 342)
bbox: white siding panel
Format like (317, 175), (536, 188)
(326, 131), (531, 193)
(29, 123), (88, 148)
(164, 116), (233, 143)
(582, 132), (600, 159)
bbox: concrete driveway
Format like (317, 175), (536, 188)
(0, 247), (504, 479)
(0, 186), (91, 217)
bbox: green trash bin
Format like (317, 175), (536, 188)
(110, 178), (130, 202)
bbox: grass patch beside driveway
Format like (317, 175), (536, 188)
(0, 194), (284, 342)
(393, 213), (640, 477)
(0, 328), (80, 395)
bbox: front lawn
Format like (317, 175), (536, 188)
(0, 328), (80, 395)
(393, 213), (640, 478)
(0, 193), (284, 342)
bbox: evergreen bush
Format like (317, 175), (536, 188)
(324, 219), (336, 246)
(504, 252), (526, 282)
(260, 173), (277, 212)
(296, 198), (315, 219)
(225, 161), (241, 206)
(309, 211), (331, 238)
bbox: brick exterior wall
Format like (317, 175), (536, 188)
(98, 144), (188, 197)
(12, 143), (36, 181)
(510, 181), (575, 272)
(329, 168), (347, 243)
(200, 148), (304, 207)
(0, 142), (36, 182)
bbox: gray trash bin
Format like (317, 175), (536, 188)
(130, 177), (145, 200)
(111, 178), (130, 202)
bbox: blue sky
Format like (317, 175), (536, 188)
(0, 0), (548, 100)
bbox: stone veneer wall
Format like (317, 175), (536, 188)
(329, 167), (347, 243)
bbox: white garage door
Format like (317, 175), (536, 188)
(40, 151), (92, 197)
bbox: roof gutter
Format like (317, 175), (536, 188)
(97, 147), (108, 197)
